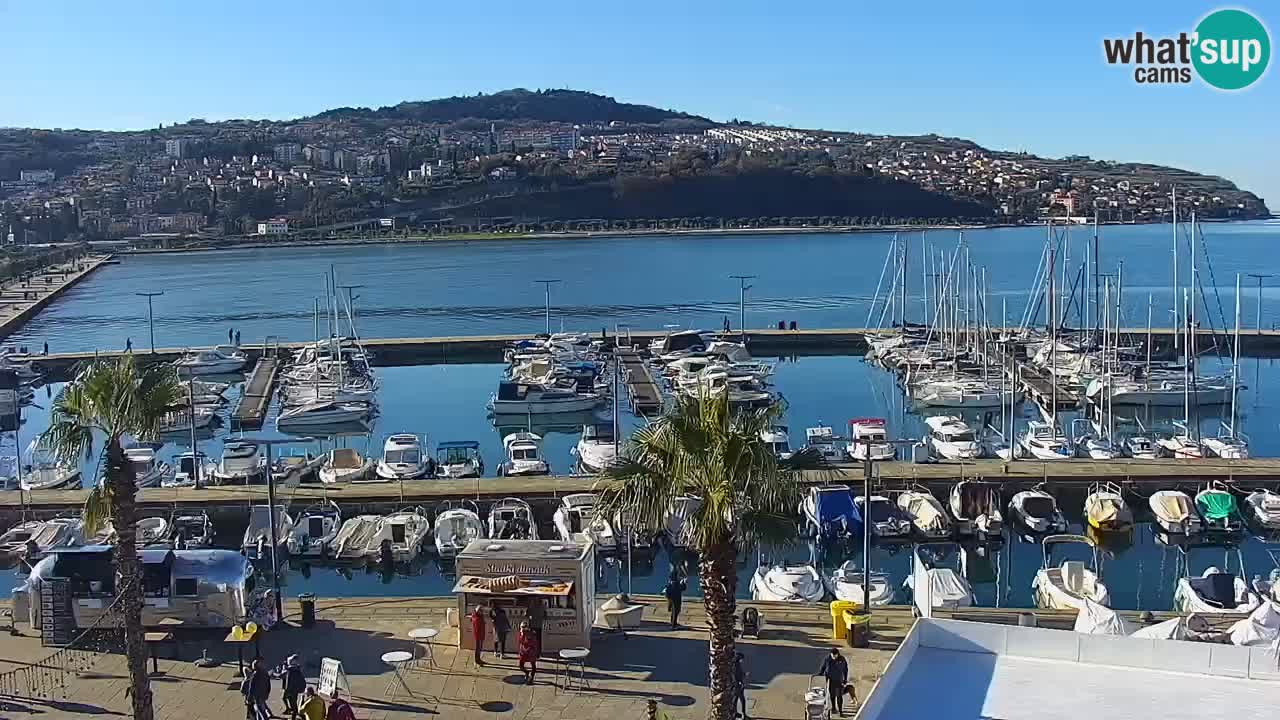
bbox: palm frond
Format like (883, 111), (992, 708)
(81, 481), (116, 536)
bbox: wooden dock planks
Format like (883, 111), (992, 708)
(232, 356), (278, 429)
(615, 348), (663, 415)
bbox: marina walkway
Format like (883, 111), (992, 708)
(232, 356), (278, 429)
(616, 348), (662, 415)
(0, 254), (113, 343)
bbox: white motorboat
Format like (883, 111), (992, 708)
(854, 495), (913, 539)
(666, 495), (703, 549)
(552, 493), (617, 551)
(488, 497), (538, 540)
(124, 447), (173, 488)
(169, 512), (214, 548)
(374, 434), (433, 481)
(1074, 434), (1119, 460)
(1243, 489), (1280, 532)
(286, 500), (342, 557)
(846, 418), (895, 461)
(574, 424), (619, 473)
(242, 505), (294, 561)
(749, 564), (825, 603)
(913, 380), (1009, 409)
(897, 490), (951, 539)
(318, 448), (373, 484)
(947, 480), (1003, 539)
(1007, 487), (1067, 535)
(924, 416), (979, 460)
(434, 502), (484, 559)
(435, 441), (484, 478)
(331, 515), (385, 560)
(1174, 567), (1262, 615)
(800, 485), (861, 542)
(1202, 433), (1250, 460)
(1097, 375), (1234, 407)
(0, 518), (83, 561)
(488, 381), (603, 415)
(20, 453), (80, 491)
(136, 517), (170, 546)
(498, 432), (550, 476)
(1032, 534), (1111, 611)
(380, 508), (433, 563)
(276, 400), (372, 429)
(1122, 435), (1160, 459)
(1084, 481), (1133, 532)
(803, 425), (846, 463)
(209, 440), (266, 485)
(175, 345), (247, 376)
(827, 563), (894, 606)
(271, 451), (324, 484)
(1157, 424), (1204, 459)
(760, 425), (792, 460)
(1016, 420), (1073, 460)
(904, 545), (974, 609)
(159, 406), (217, 434)
(1148, 490), (1202, 535)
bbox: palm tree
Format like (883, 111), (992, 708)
(40, 356), (185, 720)
(596, 393), (824, 720)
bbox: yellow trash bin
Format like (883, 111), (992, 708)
(829, 600), (860, 639)
(845, 610), (871, 648)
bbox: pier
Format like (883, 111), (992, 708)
(0, 254), (113, 343)
(1017, 362), (1082, 409)
(615, 347), (663, 415)
(231, 355), (278, 429)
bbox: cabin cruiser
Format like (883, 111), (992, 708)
(286, 501), (342, 557)
(1122, 434), (1160, 459)
(1201, 433), (1249, 460)
(1175, 567), (1263, 615)
(912, 379), (1008, 409)
(124, 447), (173, 488)
(169, 512), (214, 549)
(749, 563), (825, 603)
(1084, 482), (1133, 532)
(924, 416), (980, 460)
(760, 425), (792, 460)
(854, 495), (913, 539)
(1195, 484), (1242, 534)
(242, 505), (294, 561)
(1032, 534), (1110, 611)
(553, 493), (618, 552)
(174, 345), (247, 376)
(435, 441), (484, 478)
(904, 545), (975, 610)
(651, 329), (712, 361)
(498, 432), (550, 476)
(897, 490), (951, 539)
(209, 440), (266, 485)
(0, 519), (83, 561)
(374, 434), (433, 481)
(827, 563), (894, 606)
(434, 501), (484, 559)
(803, 425), (846, 463)
(489, 497), (538, 540)
(136, 517), (170, 546)
(1016, 421), (1072, 460)
(488, 381), (603, 415)
(800, 485), (861, 543)
(846, 418), (895, 461)
(1007, 487), (1067, 535)
(319, 448), (373, 484)
(20, 451), (80, 491)
(947, 480), (1002, 540)
(276, 400), (372, 430)
(665, 495), (703, 550)
(574, 424), (619, 473)
(1148, 490), (1202, 535)
(1244, 489), (1280, 532)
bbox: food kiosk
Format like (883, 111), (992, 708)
(453, 539), (596, 653)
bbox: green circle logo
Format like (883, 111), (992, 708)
(1193, 9), (1271, 90)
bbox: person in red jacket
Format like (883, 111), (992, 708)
(517, 620), (540, 685)
(470, 605), (487, 667)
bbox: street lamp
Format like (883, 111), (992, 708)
(238, 433), (314, 625)
(135, 291), (164, 353)
(849, 436), (917, 628)
(535, 279), (561, 335)
(1247, 274), (1272, 331)
(729, 275), (756, 336)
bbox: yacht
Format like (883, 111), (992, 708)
(924, 416), (980, 460)
(242, 504), (294, 561)
(574, 424), (619, 474)
(488, 381), (603, 415)
(488, 497), (538, 540)
(1243, 489), (1280, 532)
(803, 425), (847, 463)
(749, 563), (825, 603)
(897, 490), (952, 539)
(1148, 490), (1202, 535)
(1007, 487), (1067, 535)
(286, 501), (342, 557)
(827, 563), (894, 606)
(799, 485), (861, 543)
(124, 447), (173, 488)
(435, 440), (485, 478)
(854, 495), (913, 539)
(20, 453), (80, 491)
(760, 425), (792, 460)
(434, 501), (484, 559)
(1195, 484), (1242, 534)
(174, 345), (247, 376)
(374, 434), (433, 481)
(947, 480), (1002, 540)
(1174, 567), (1262, 615)
(209, 440), (266, 485)
(553, 493), (617, 551)
(1083, 482), (1133, 532)
(1032, 534), (1110, 611)
(498, 432), (550, 476)
(276, 399), (372, 430)
(1016, 420), (1072, 460)
(846, 418), (895, 461)
(319, 448), (373, 484)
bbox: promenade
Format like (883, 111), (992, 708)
(0, 254), (113, 343)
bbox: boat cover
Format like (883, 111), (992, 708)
(1197, 491), (1236, 521)
(1229, 601), (1280, 647)
(1020, 495), (1055, 520)
(953, 483), (993, 519)
(1086, 494), (1125, 525)
(925, 569), (971, 604)
(1131, 617), (1188, 640)
(901, 494), (947, 533)
(1151, 493), (1192, 522)
(816, 490), (861, 527)
(1073, 598), (1130, 636)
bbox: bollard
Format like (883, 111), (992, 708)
(299, 593), (316, 628)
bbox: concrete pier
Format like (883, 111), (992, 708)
(0, 254), (113, 343)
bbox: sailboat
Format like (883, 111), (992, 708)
(1202, 274), (1250, 459)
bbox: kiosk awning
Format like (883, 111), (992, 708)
(453, 575), (574, 597)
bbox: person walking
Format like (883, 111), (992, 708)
(229, 327), (235, 344)
(241, 657), (273, 720)
(818, 647), (850, 716)
(470, 605), (488, 667)
(125, 337), (132, 352)
(299, 686), (326, 720)
(517, 620), (540, 685)
(280, 654), (306, 719)
(235, 329), (242, 346)
(663, 571), (687, 629)
(490, 605), (512, 659)
(734, 652), (749, 719)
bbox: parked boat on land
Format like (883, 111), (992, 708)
(750, 563), (825, 603)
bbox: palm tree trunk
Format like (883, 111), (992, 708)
(107, 436), (154, 720)
(700, 538), (738, 720)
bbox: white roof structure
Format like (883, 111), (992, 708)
(857, 618), (1280, 720)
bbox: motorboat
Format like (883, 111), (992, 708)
(0, 519), (83, 561)
(136, 517), (170, 546)
(487, 381), (603, 415)
(1031, 534), (1110, 611)
(331, 515), (385, 560)
(912, 379), (1009, 409)
(749, 563), (825, 603)
(827, 562), (894, 606)
(174, 345), (247, 376)
(1122, 435), (1160, 459)
(1174, 567), (1263, 615)
(242, 505), (294, 561)
(209, 440), (266, 485)
(574, 424), (619, 473)
(271, 451), (324, 484)
(488, 497), (538, 540)
(1007, 487), (1067, 535)
(760, 425), (792, 460)
(553, 493), (617, 552)
(1016, 420), (1073, 460)
(1243, 489), (1280, 532)
(318, 448), (372, 484)
(286, 501), (342, 557)
(276, 400), (372, 429)
(1083, 482), (1133, 532)
(169, 512), (214, 548)
(374, 434), (433, 481)
(904, 544), (974, 609)
(947, 480), (1003, 540)
(1157, 424), (1204, 459)
(1201, 434), (1249, 460)
(924, 416), (979, 460)
(380, 508), (433, 563)
(897, 490), (951, 539)
(498, 432), (550, 476)
(124, 447), (173, 488)
(846, 418), (895, 461)
(665, 495), (703, 550)
(1073, 433), (1119, 460)
(1148, 490), (1202, 535)
(162, 452), (210, 488)
(20, 451), (80, 491)
(159, 406), (218, 434)
(1195, 484), (1242, 534)
(799, 485), (862, 543)
(854, 495), (913, 539)
(434, 501), (484, 559)
(803, 425), (846, 463)
(435, 441), (484, 478)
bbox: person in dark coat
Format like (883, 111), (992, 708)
(241, 657), (273, 720)
(663, 571), (687, 629)
(490, 605), (512, 659)
(818, 647), (849, 715)
(279, 654), (306, 719)
(734, 652), (749, 719)
(470, 605), (487, 666)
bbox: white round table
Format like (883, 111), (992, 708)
(381, 651), (416, 698)
(558, 647), (591, 691)
(408, 627), (439, 667)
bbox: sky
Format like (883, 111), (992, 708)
(1, 0), (1276, 203)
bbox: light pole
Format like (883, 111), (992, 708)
(1248, 274), (1272, 331)
(135, 291), (163, 353)
(535, 279), (561, 335)
(729, 275), (756, 336)
(240, 434), (314, 625)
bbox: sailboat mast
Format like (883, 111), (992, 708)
(1146, 294), (1153, 373)
(921, 231), (928, 325)
(901, 233), (909, 327)
(1048, 221), (1057, 425)
(1172, 186), (1179, 351)
(1092, 211), (1100, 338)
(1232, 273), (1242, 437)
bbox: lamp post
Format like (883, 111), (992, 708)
(1248, 274), (1272, 331)
(239, 434), (314, 625)
(850, 436), (917, 626)
(535, 280), (561, 335)
(729, 275), (756, 336)
(135, 291), (164, 353)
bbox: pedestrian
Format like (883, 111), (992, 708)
(470, 604), (487, 667)
(229, 327), (235, 344)
(241, 657), (273, 720)
(235, 329), (241, 346)
(517, 620), (540, 684)
(491, 605), (511, 659)
(734, 652), (749, 719)
(299, 686), (326, 720)
(280, 654), (306, 719)
(663, 570), (687, 629)
(818, 647), (849, 716)
(42, 341), (48, 355)
(125, 337), (132, 352)
(723, 315), (731, 333)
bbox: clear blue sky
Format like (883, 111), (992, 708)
(2, 0), (1276, 203)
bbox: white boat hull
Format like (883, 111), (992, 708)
(489, 395), (603, 414)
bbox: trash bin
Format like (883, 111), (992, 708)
(299, 593), (316, 628)
(845, 611), (871, 648)
(829, 600), (860, 639)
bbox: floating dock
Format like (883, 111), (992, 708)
(231, 356), (278, 429)
(615, 348), (663, 415)
(1017, 362), (1082, 410)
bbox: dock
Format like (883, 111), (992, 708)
(1017, 362), (1082, 409)
(0, 254), (113, 342)
(615, 348), (663, 415)
(231, 356), (278, 429)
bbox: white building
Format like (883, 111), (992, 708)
(273, 143), (302, 164)
(256, 218), (289, 236)
(19, 169), (55, 183)
(165, 138), (193, 159)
